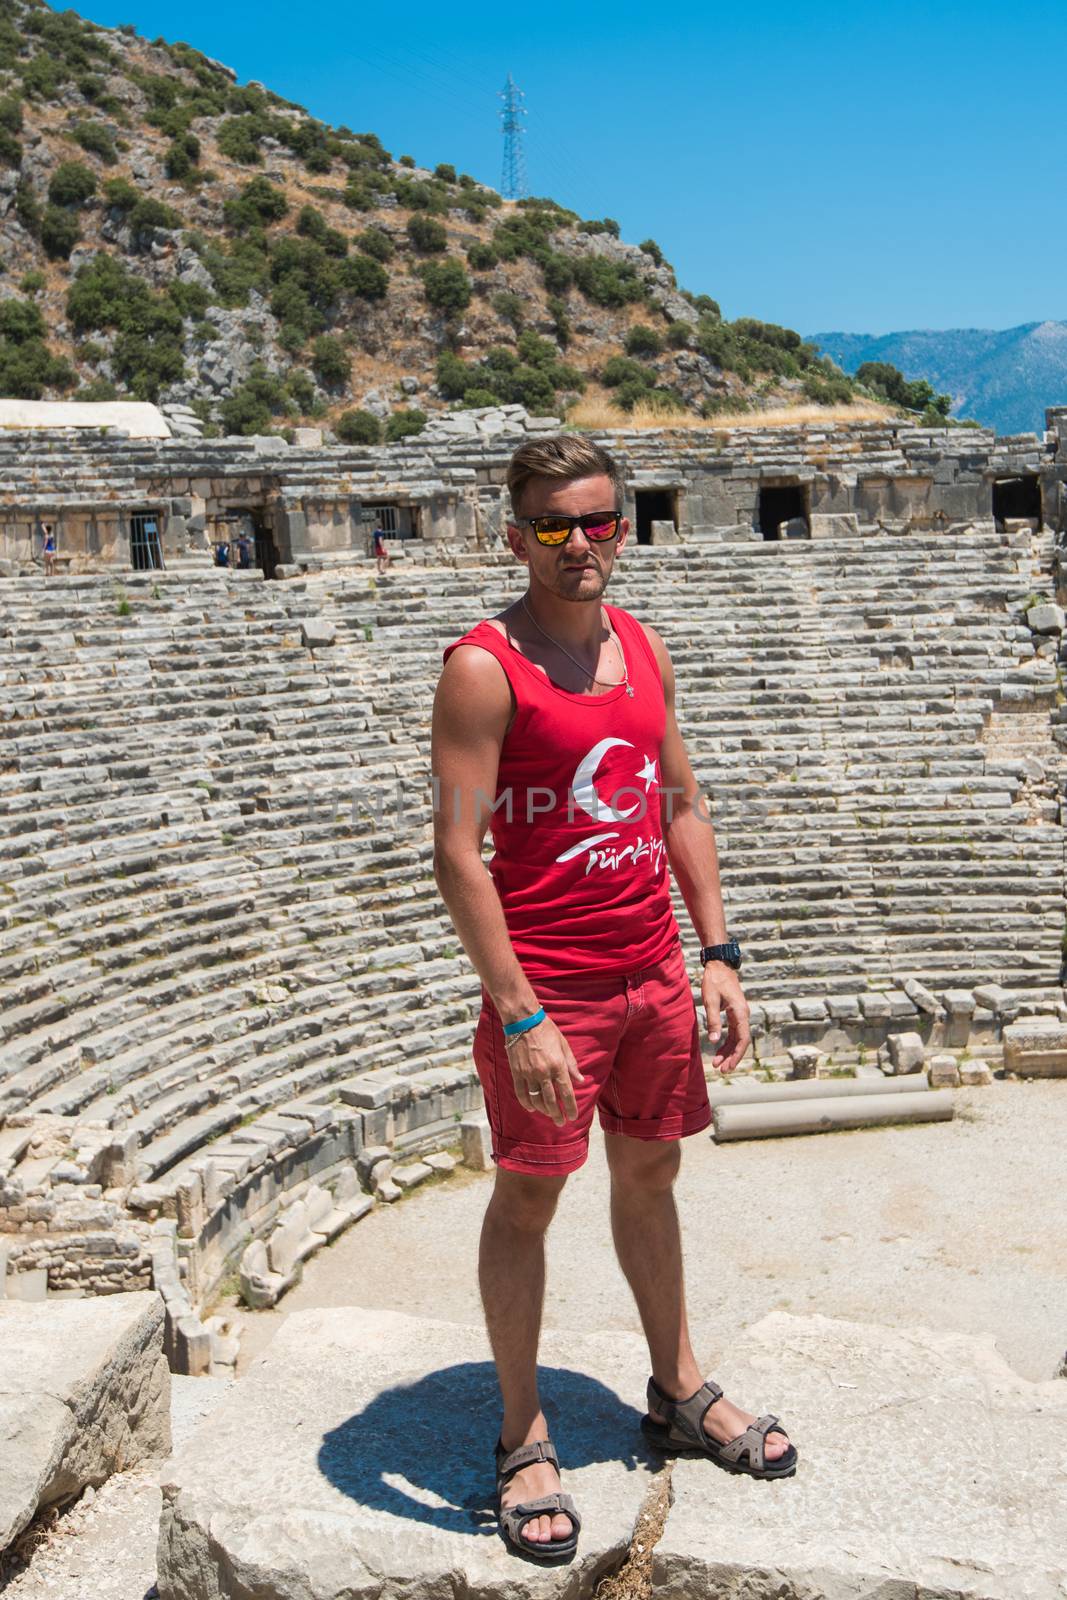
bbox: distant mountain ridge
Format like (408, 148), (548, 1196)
(811, 321), (1067, 437)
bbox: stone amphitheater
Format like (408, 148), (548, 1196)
(3, 405), (1067, 1599)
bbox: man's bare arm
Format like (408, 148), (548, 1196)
(431, 644), (584, 1121)
(430, 644), (538, 1020)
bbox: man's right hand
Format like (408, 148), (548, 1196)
(504, 1015), (585, 1125)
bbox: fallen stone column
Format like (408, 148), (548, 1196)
(0, 1290), (170, 1555)
(708, 1073), (931, 1107)
(713, 1088), (954, 1142)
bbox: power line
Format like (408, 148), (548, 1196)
(498, 73), (528, 200)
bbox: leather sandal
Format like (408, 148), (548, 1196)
(494, 1437), (581, 1561)
(641, 1375), (798, 1479)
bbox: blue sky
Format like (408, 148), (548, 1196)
(82, 0), (1066, 336)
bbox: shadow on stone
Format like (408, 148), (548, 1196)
(318, 1360), (651, 1538)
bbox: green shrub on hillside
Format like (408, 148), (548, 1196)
(67, 254), (185, 399)
(491, 291), (524, 330)
(546, 295), (571, 347)
(223, 175), (288, 231)
(338, 253), (389, 300)
(407, 213), (447, 253)
(15, 180), (41, 235)
(571, 256), (645, 308)
(102, 177), (141, 211)
(385, 407), (427, 441)
(356, 228), (394, 262)
(602, 354), (653, 390)
(165, 130), (201, 181)
(310, 334), (350, 388)
(0, 307), (74, 398)
(639, 238), (664, 266)
(219, 364), (289, 434)
(166, 280), (212, 319)
(40, 206), (80, 259)
(435, 338), (577, 414)
(201, 238), (271, 306)
(216, 115), (264, 165)
(48, 161), (97, 207)
(0, 95), (21, 167)
(466, 241), (497, 270)
(335, 409), (382, 444)
(855, 360), (950, 417)
(21, 54), (65, 100)
(624, 324), (663, 357)
(71, 121), (117, 164)
(19, 270), (45, 296)
(419, 258), (471, 312)
(666, 322), (692, 350)
(802, 371), (854, 405)
(296, 206), (348, 257)
(433, 163), (456, 183)
(394, 177), (449, 213)
(128, 196), (181, 247)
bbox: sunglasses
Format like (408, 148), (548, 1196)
(519, 511), (623, 547)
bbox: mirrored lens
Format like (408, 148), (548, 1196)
(532, 518), (574, 545)
(582, 517), (619, 540)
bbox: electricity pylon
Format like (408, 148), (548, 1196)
(499, 74), (528, 201)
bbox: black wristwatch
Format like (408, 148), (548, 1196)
(700, 939), (742, 970)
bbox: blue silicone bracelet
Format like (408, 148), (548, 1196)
(502, 1006), (546, 1038)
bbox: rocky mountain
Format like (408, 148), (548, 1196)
(811, 322), (1067, 437)
(0, 0), (866, 437)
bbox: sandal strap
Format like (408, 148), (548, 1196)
(647, 1375), (724, 1444)
(500, 1492), (581, 1539)
(495, 1437), (560, 1484)
(718, 1413), (783, 1471)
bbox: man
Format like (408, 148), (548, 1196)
(431, 435), (795, 1562)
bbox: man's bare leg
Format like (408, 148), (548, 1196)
(479, 1167), (574, 1544)
(605, 1133), (788, 1459)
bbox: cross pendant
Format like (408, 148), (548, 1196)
(625, 684), (634, 698)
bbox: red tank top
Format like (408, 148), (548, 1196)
(442, 603), (681, 977)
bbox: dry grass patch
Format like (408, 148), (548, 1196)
(567, 396), (896, 432)
(593, 1468), (672, 1600)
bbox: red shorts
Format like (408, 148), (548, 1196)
(472, 940), (712, 1177)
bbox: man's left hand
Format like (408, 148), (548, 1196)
(701, 963), (750, 1075)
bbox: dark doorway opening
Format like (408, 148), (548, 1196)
(634, 489), (676, 546)
(992, 476), (1042, 529)
(253, 516), (280, 579)
(130, 511), (164, 571)
(758, 484), (809, 540)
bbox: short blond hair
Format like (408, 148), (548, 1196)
(506, 434), (623, 516)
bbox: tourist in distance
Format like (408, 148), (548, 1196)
(373, 525), (392, 574)
(432, 434), (796, 1563)
(41, 522), (56, 577)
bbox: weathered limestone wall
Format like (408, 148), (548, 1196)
(3, 412), (1066, 573)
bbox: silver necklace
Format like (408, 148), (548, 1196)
(520, 594), (634, 698)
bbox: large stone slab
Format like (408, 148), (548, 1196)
(158, 1307), (658, 1600)
(0, 1290), (170, 1554)
(655, 1311), (1067, 1600)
